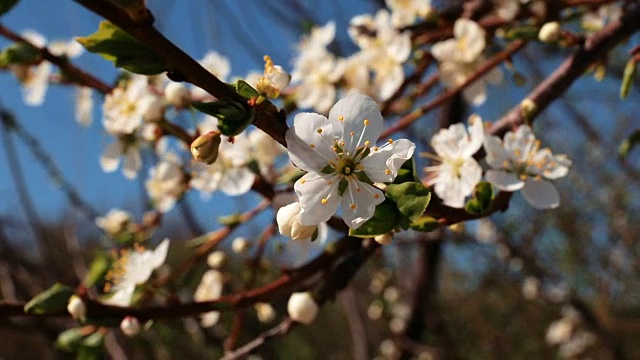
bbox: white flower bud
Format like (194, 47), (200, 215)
(287, 291), (318, 325)
(538, 22), (561, 43)
(254, 302), (276, 323)
(231, 237), (251, 254)
(374, 233), (393, 245)
(191, 130), (222, 165)
(164, 82), (191, 108)
(276, 202), (317, 241)
(120, 316), (141, 337)
(67, 295), (86, 321)
(207, 250), (227, 268)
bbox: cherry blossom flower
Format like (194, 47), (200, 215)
(194, 269), (223, 327)
(95, 209), (134, 237)
(385, 0), (433, 27)
(256, 55), (291, 98)
(104, 238), (170, 306)
(483, 125), (571, 209)
(75, 87), (93, 126)
(424, 115), (484, 208)
(145, 153), (187, 212)
(431, 19), (502, 105)
(100, 137), (143, 180)
(286, 93), (415, 229)
(277, 202), (318, 241)
(103, 75), (162, 135)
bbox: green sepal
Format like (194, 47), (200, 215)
(620, 60), (637, 99)
(410, 216), (440, 232)
(0, 0), (19, 16)
(464, 181), (494, 215)
(320, 164), (334, 175)
(24, 283), (74, 314)
(337, 178), (348, 196)
(349, 199), (401, 238)
(385, 182), (431, 222)
(192, 100), (254, 136)
(56, 327), (86, 352)
(393, 157), (419, 184)
(0, 41), (41, 67)
(619, 129), (640, 158)
(83, 253), (110, 288)
(236, 79), (259, 98)
(76, 21), (166, 75)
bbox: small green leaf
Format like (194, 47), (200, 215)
(620, 60), (636, 99)
(236, 79), (259, 98)
(56, 328), (85, 352)
(619, 130), (640, 158)
(504, 26), (539, 40)
(410, 216), (440, 232)
(82, 331), (105, 348)
(218, 213), (242, 227)
(76, 21), (166, 75)
(0, 0), (19, 16)
(393, 157), (419, 184)
(349, 199), (401, 238)
(83, 253), (110, 287)
(24, 283), (74, 315)
(464, 181), (494, 215)
(0, 41), (40, 67)
(385, 182), (431, 221)
(192, 100), (254, 136)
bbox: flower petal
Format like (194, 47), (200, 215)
(122, 147), (141, 180)
(521, 179), (560, 209)
(219, 167), (256, 196)
(341, 179), (385, 229)
(483, 135), (510, 169)
(100, 141), (122, 173)
(286, 112), (338, 172)
(295, 172), (340, 226)
(361, 138), (415, 182)
(328, 93), (383, 153)
(486, 170), (524, 191)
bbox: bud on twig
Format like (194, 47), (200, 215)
(287, 292), (319, 325)
(538, 22), (561, 43)
(190, 131), (222, 164)
(67, 295), (86, 321)
(120, 316), (141, 336)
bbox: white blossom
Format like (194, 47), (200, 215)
(120, 316), (141, 336)
(254, 302), (276, 323)
(286, 93), (415, 229)
(67, 295), (86, 321)
(287, 291), (319, 325)
(424, 115), (484, 208)
(95, 209), (134, 236)
(194, 269), (224, 327)
(145, 153), (186, 213)
(206, 251), (227, 269)
(75, 87), (93, 126)
(100, 138), (143, 179)
(276, 202), (317, 241)
(256, 55), (290, 98)
(582, 4), (622, 31)
(484, 125), (571, 209)
(538, 22), (562, 43)
(164, 82), (191, 108)
(385, 0), (433, 27)
(104, 239), (170, 306)
(103, 75), (161, 135)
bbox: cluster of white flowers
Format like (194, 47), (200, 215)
(546, 306), (597, 358)
(431, 19), (502, 106)
(425, 115), (571, 210)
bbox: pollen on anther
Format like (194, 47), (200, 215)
(364, 140), (370, 147)
(309, 144), (316, 149)
(350, 203), (357, 210)
(300, 179), (306, 184)
(387, 139), (394, 144)
(374, 194), (380, 199)
(317, 128), (323, 134)
(373, 146), (379, 151)
(363, 119), (369, 126)
(350, 131), (355, 136)
(321, 198), (328, 204)
(385, 169), (391, 175)
(338, 115), (344, 121)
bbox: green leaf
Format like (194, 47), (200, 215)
(192, 100), (254, 136)
(464, 181), (494, 215)
(83, 253), (110, 287)
(620, 60), (636, 99)
(56, 328), (85, 352)
(619, 130), (640, 158)
(24, 283), (74, 314)
(410, 216), (440, 232)
(393, 157), (419, 184)
(385, 182), (431, 221)
(76, 21), (166, 75)
(0, 41), (40, 67)
(0, 0), (19, 16)
(218, 213), (242, 227)
(349, 199), (401, 238)
(236, 79), (259, 98)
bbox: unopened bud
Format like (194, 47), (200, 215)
(206, 250), (227, 268)
(191, 130), (222, 164)
(287, 291), (318, 325)
(231, 237), (251, 254)
(120, 316), (141, 336)
(276, 202), (317, 241)
(67, 295), (86, 321)
(374, 233), (393, 245)
(164, 82), (191, 108)
(520, 98), (538, 122)
(254, 302), (276, 323)
(256, 55), (291, 98)
(538, 22), (561, 43)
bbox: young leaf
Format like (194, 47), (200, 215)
(0, 42), (40, 67)
(192, 100), (254, 136)
(385, 182), (431, 221)
(76, 21), (166, 75)
(349, 199), (401, 238)
(24, 283), (74, 314)
(464, 181), (494, 215)
(410, 216), (440, 232)
(236, 79), (259, 98)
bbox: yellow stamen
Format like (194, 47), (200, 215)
(317, 128), (323, 134)
(387, 139), (394, 144)
(350, 203), (357, 210)
(338, 115), (344, 121)
(364, 119), (369, 126)
(321, 198), (328, 204)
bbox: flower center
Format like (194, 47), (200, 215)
(335, 158), (356, 176)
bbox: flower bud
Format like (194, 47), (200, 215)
(231, 237), (251, 254)
(276, 202), (317, 241)
(164, 82), (191, 108)
(67, 295), (86, 321)
(538, 22), (561, 43)
(191, 130), (222, 164)
(254, 302), (276, 323)
(120, 316), (141, 337)
(206, 250), (227, 268)
(287, 291), (318, 325)
(256, 55), (290, 98)
(374, 233), (393, 245)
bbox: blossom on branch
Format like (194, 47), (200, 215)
(145, 153), (187, 212)
(484, 125), (571, 209)
(424, 115), (484, 208)
(285, 93), (415, 229)
(385, 0), (433, 27)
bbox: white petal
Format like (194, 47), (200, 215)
(361, 139), (415, 183)
(286, 112), (338, 173)
(462, 115), (485, 157)
(295, 172), (340, 226)
(486, 170), (524, 191)
(104, 285), (135, 306)
(341, 179), (385, 229)
(328, 93), (383, 153)
(150, 238), (170, 269)
(462, 80), (488, 106)
(219, 167), (256, 196)
(483, 135), (510, 169)
(100, 141), (122, 173)
(521, 179), (560, 209)
(122, 147), (141, 180)
(431, 39), (458, 62)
